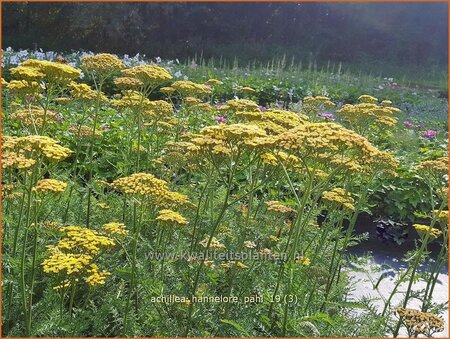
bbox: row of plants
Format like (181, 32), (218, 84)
(1, 52), (447, 337)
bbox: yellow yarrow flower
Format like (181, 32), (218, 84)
(32, 179), (67, 194)
(413, 224), (442, 240)
(81, 53), (125, 79)
(155, 209), (188, 226)
(102, 222), (128, 236)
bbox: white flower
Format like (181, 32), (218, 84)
(174, 71), (182, 78)
(155, 57), (161, 63)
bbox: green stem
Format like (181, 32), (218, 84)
(184, 152), (239, 336)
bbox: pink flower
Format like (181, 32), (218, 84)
(403, 121), (413, 128)
(423, 130), (437, 139)
(215, 116), (227, 124)
(259, 106), (267, 112)
(320, 112), (334, 120)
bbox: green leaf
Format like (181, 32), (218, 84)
(301, 313), (335, 326)
(220, 319), (250, 336)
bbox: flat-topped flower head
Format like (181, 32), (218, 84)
(7, 80), (44, 98)
(413, 224), (442, 240)
(273, 122), (399, 175)
(144, 100), (173, 118)
(156, 209), (188, 226)
(112, 172), (191, 208)
(160, 86), (176, 95)
(322, 188), (355, 211)
(236, 109), (308, 135)
(240, 86), (256, 94)
(396, 307), (444, 336)
(42, 246), (92, 275)
(102, 222), (128, 236)
(10, 107), (59, 127)
(32, 179), (67, 194)
(58, 225), (115, 254)
(171, 80), (211, 97)
(10, 65), (45, 81)
(111, 90), (150, 110)
(81, 53), (125, 79)
(21, 59), (81, 84)
(206, 79), (223, 86)
(199, 236), (226, 250)
(121, 64), (172, 87)
(265, 200), (296, 215)
(114, 76), (144, 90)
(358, 94), (378, 103)
(3, 135), (72, 164)
(85, 264), (111, 286)
(69, 82), (108, 102)
(219, 98), (259, 113)
(336, 98), (400, 131)
(415, 157), (448, 177)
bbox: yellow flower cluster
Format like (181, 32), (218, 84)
(322, 188), (355, 211)
(236, 109), (308, 135)
(69, 82), (108, 102)
(433, 210), (449, 226)
(85, 264), (111, 286)
(102, 222), (128, 236)
(42, 224), (115, 286)
(171, 80), (211, 97)
(160, 86), (176, 95)
(58, 225), (115, 254)
(296, 256), (311, 266)
(396, 307), (444, 336)
(413, 224), (442, 240)
(206, 79), (223, 86)
(32, 179), (67, 194)
(42, 247), (92, 275)
(260, 151), (301, 169)
(243, 240), (256, 249)
(184, 123), (268, 158)
(144, 100), (174, 119)
(336, 95), (400, 128)
(358, 95), (378, 103)
(121, 64), (172, 87)
(69, 125), (103, 138)
(7, 79), (43, 98)
(184, 97), (202, 106)
(302, 96), (336, 114)
(2, 183), (22, 200)
(218, 98), (259, 113)
(10, 65), (45, 81)
(111, 90), (149, 110)
(156, 209), (189, 226)
(20, 59), (81, 84)
(272, 122), (399, 174)
(97, 202), (110, 210)
(10, 107), (59, 127)
(114, 76), (144, 90)
(240, 86), (256, 94)
(2, 135), (72, 169)
(199, 236), (226, 250)
(111, 172), (191, 208)
(265, 201), (296, 215)
(415, 157), (448, 177)
(81, 53), (125, 78)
